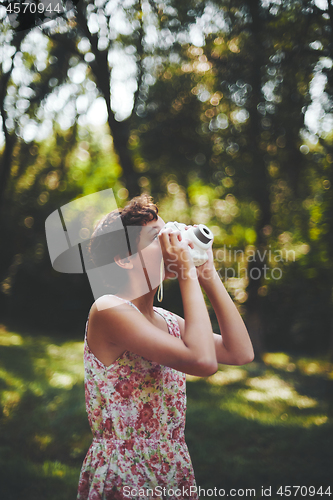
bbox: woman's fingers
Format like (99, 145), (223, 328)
(159, 228), (193, 255)
(158, 228), (172, 252)
(169, 230), (182, 243)
(160, 229), (181, 244)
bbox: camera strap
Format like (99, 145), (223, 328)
(157, 258), (164, 302)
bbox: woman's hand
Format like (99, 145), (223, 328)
(184, 225), (217, 285)
(158, 227), (196, 281)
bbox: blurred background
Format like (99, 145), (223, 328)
(0, 0), (332, 499)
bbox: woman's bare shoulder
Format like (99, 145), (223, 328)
(87, 295), (138, 343)
(88, 295), (135, 324)
(91, 294), (128, 311)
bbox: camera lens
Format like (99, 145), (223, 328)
(193, 225), (213, 244)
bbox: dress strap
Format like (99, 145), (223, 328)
(107, 294), (143, 315)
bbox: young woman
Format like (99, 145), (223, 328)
(77, 194), (254, 500)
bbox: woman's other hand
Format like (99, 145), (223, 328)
(184, 225), (217, 284)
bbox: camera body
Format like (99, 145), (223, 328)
(163, 221), (214, 267)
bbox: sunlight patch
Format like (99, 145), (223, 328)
(34, 433), (53, 450)
(0, 332), (23, 346)
(241, 375), (317, 408)
(263, 352), (333, 377)
(313, 416), (328, 425)
(42, 460), (68, 478)
(262, 352), (295, 371)
(46, 341), (84, 381)
(47, 344), (62, 356)
(186, 374), (202, 382)
(49, 372), (75, 388)
(1, 390), (21, 416)
(207, 368), (247, 386)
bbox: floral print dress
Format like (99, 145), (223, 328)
(77, 297), (198, 500)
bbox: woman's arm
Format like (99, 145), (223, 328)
(92, 229), (218, 377)
(175, 310), (254, 366)
(175, 238), (254, 366)
(201, 271), (254, 365)
(161, 228), (217, 373)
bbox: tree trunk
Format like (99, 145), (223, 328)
(75, 5), (139, 198)
(243, 0), (271, 361)
(0, 133), (17, 211)
(0, 30), (26, 209)
(322, 1), (333, 360)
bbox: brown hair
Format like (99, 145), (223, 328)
(85, 194), (158, 291)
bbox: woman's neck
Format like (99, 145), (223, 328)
(116, 288), (158, 319)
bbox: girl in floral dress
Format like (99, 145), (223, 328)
(77, 195), (254, 500)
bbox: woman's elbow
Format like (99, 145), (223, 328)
(236, 351), (255, 365)
(196, 358), (219, 377)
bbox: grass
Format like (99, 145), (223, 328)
(0, 326), (90, 500)
(0, 325), (332, 500)
(187, 355), (333, 499)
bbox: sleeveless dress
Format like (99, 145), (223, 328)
(77, 296), (199, 500)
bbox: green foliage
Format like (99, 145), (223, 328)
(0, 328), (91, 500)
(1, 0), (333, 355)
(186, 352), (333, 497)
(0, 124), (127, 333)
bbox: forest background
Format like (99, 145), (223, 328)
(0, 0), (332, 499)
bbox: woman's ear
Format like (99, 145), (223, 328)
(114, 254), (134, 269)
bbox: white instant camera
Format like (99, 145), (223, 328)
(163, 221), (214, 267)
